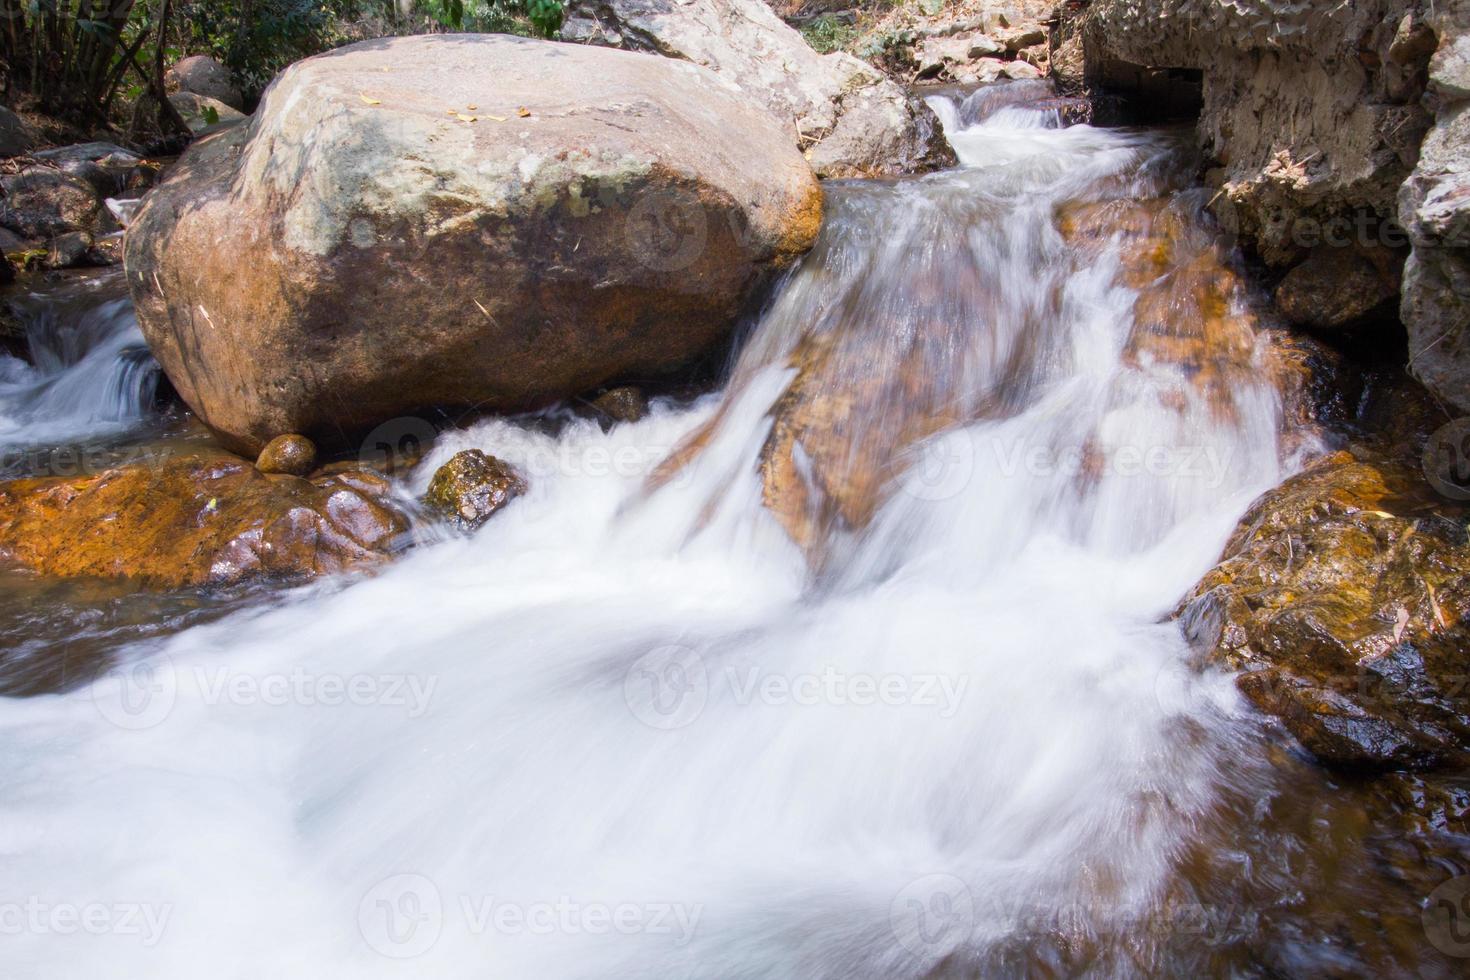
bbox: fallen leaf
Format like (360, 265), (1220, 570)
(466, 104), (478, 110)
(517, 107), (531, 117)
(1393, 605), (1410, 643)
(359, 93), (381, 106)
(485, 114), (508, 122)
(455, 113), (478, 123)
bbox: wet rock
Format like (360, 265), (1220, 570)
(0, 106), (36, 157)
(1274, 245), (1402, 330)
(255, 434), (317, 476)
(588, 386), (649, 426)
(564, 0), (954, 177)
(126, 34), (823, 456)
(424, 450), (527, 531)
(0, 451), (409, 588)
(165, 54), (245, 111)
(45, 231), (93, 269)
(0, 168), (112, 240)
(1398, 9), (1470, 413)
(1181, 452), (1470, 770)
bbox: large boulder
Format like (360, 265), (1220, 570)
(0, 167), (114, 240)
(1399, 9), (1470, 412)
(563, 0), (954, 177)
(1069, 2), (1434, 264)
(125, 35), (822, 455)
(165, 54), (245, 111)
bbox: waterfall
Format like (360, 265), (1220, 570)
(0, 87), (1300, 977)
(0, 271), (160, 460)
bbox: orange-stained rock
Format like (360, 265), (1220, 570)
(0, 450), (409, 588)
(1181, 451), (1470, 770)
(125, 35), (823, 456)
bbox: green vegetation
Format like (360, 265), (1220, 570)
(0, 0), (567, 134)
(799, 14), (857, 55)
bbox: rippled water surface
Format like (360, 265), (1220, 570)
(0, 83), (1466, 977)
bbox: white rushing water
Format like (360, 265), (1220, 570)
(0, 271), (159, 454)
(1, 89), (1298, 977)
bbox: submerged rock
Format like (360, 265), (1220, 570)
(255, 434), (317, 476)
(126, 34), (822, 456)
(1182, 452), (1470, 770)
(587, 386), (649, 426)
(424, 450), (527, 531)
(563, 0), (954, 177)
(0, 451), (408, 588)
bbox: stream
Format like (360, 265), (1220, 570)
(0, 84), (1465, 977)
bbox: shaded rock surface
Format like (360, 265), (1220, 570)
(0, 450), (408, 588)
(1068, 0), (1436, 294)
(1182, 449), (1470, 770)
(424, 449), (527, 530)
(563, 0), (954, 177)
(1399, 7), (1470, 412)
(168, 92), (249, 134)
(0, 106), (37, 157)
(1274, 244), (1403, 331)
(165, 54), (245, 111)
(125, 34), (822, 456)
(0, 167), (114, 241)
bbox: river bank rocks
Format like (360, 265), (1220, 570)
(1061, 1), (1444, 376)
(1, 143), (157, 270)
(859, 0), (1055, 86)
(1181, 450), (1470, 770)
(164, 54), (245, 112)
(125, 34), (823, 457)
(255, 434), (317, 476)
(1399, 8), (1470, 414)
(424, 449), (527, 531)
(0, 450), (408, 588)
(562, 0), (954, 177)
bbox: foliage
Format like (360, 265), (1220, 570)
(0, 0), (165, 123)
(799, 14), (856, 55)
(0, 0), (568, 128)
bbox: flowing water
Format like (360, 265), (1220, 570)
(0, 270), (160, 463)
(0, 86), (1464, 977)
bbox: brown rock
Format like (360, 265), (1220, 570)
(0, 451), (409, 588)
(1181, 452), (1470, 770)
(424, 449), (527, 531)
(255, 434), (318, 476)
(0, 168), (112, 241)
(164, 54), (245, 111)
(588, 386), (649, 426)
(125, 34), (823, 456)
(1273, 245), (1401, 329)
